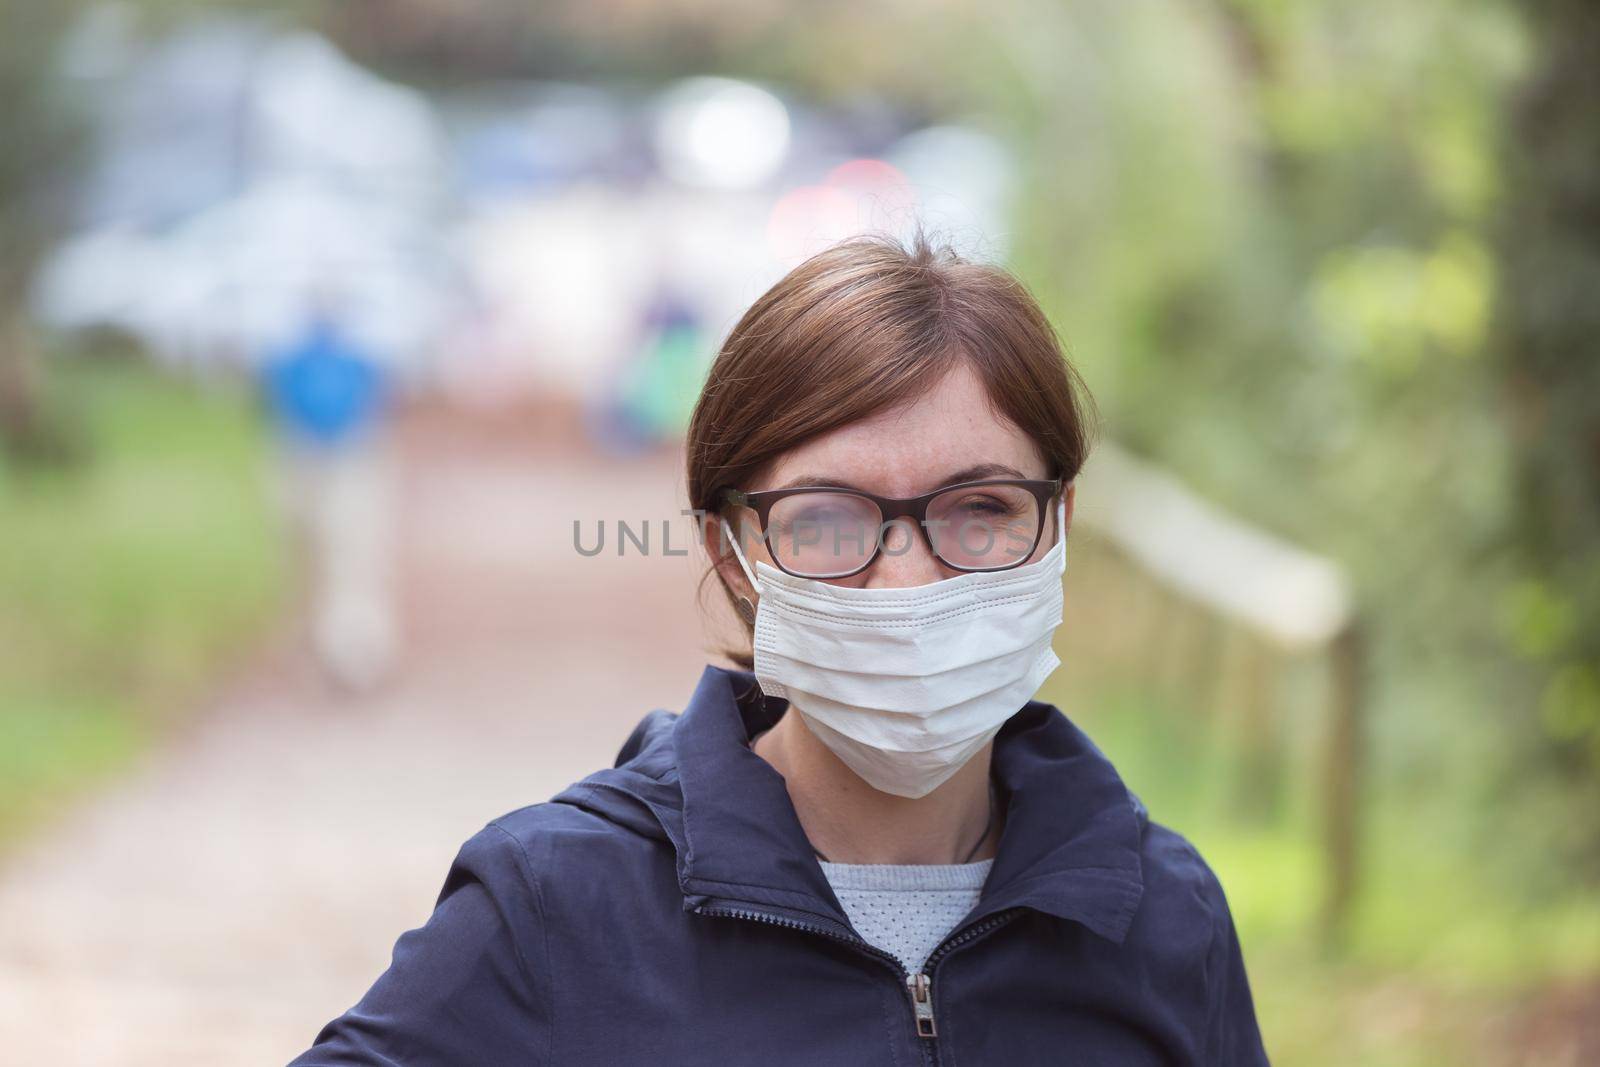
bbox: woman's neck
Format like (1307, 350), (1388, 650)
(749, 708), (1001, 865)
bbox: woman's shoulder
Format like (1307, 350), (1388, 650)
(1126, 807), (1271, 1063)
(1121, 802), (1243, 964)
(1139, 815), (1231, 904)
(444, 761), (684, 900)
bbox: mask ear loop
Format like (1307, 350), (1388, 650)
(1052, 493), (1069, 574)
(723, 518), (764, 601)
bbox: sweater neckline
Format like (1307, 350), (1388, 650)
(816, 857), (994, 891)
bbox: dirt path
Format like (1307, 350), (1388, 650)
(0, 407), (719, 1065)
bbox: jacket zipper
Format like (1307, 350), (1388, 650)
(694, 904), (906, 974)
(696, 902), (1024, 1060)
(906, 973), (936, 1037)
(906, 908), (1024, 1043)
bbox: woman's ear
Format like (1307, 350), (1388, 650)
(1061, 482), (1077, 536)
(702, 509), (757, 601)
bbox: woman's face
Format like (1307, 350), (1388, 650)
(711, 361), (1076, 593)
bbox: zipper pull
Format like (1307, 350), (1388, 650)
(906, 973), (937, 1038)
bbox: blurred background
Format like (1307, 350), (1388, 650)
(0, 0), (1596, 1063)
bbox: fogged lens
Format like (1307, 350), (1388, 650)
(767, 492), (882, 578)
(927, 484), (1041, 570)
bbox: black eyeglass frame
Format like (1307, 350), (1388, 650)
(721, 477), (1065, 580)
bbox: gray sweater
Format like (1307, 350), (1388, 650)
(819, 858), (994, 976)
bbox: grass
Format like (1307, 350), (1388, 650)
(0, 352), (287, 846)
(1040, 677), (1600, 1066)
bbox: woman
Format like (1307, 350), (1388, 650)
(290, 231), (1271, 1066)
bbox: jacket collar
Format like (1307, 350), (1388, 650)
(670, 665), (1146, 945)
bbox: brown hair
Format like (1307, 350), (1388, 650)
(687, 227), (1097, 668)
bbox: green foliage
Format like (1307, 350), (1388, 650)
(0, 352), (286, 843)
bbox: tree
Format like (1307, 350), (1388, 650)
(0, 0), (83, 461)
(1493, 0), (1600, 875)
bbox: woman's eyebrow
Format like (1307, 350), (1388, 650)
(771, 474), (861, 491)
(939, 463), (1028, 485)
(771, 463), (1030, 494)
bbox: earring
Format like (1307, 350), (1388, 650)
(736, 595), (757, 625)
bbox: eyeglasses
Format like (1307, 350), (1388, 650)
(722, 477), (1063, 580)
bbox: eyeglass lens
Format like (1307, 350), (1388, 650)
(762, 485), (1043, 578)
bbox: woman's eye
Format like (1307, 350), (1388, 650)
(951, 495), (1018, 517)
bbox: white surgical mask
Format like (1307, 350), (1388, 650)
(724, 499), (1067, 798)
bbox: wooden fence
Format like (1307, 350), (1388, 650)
(1067, 441), (1364, 939)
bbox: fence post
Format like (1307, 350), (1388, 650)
(1321, 618), (1365, 943)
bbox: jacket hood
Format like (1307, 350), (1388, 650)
(551, 665), (1148, 945)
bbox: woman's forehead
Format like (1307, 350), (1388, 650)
(756, 364), (1048, 496)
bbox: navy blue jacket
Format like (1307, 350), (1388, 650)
(291, 665), (1271, 1065)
